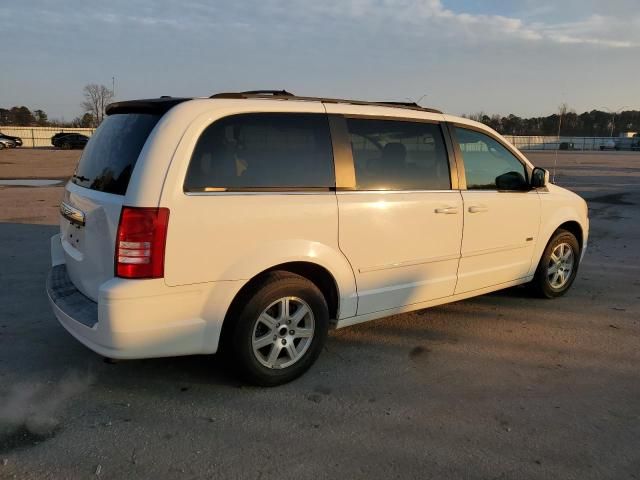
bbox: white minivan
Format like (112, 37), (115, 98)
(47, 91), (589, 385)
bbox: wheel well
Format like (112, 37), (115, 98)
(557, 221), (583, 250)
(220, 262), (339, 345)
(264, 262), (339, 319)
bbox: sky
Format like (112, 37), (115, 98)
(1, 0), (638, 120)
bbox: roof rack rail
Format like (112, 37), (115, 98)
(242, 89), (294, 96)
(377, 101), (421, 108)
(208, 91), (442, 114)
(210, 89), (294, 99)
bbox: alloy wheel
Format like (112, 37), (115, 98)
(251, 296), (315, 369)
(547, 242), (574, 289)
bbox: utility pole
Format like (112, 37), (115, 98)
(553, 103), (568, 183)
(112, 76), (116, 97)
(602, 106), (631, 137)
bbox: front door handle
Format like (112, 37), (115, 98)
(468, 205), (489, 213)
(435, 206), (459, 214)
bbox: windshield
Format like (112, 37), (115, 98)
(72, 113), (160, 195)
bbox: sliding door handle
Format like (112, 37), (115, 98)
(434, 206), (459, 214)
(468, 205), (489, 213)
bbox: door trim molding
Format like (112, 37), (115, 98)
(359, 253), (460, 273)
(462, 242), (532, 258)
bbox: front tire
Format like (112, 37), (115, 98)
(229, 272), (329, 386)
(532, 229), (580, 298)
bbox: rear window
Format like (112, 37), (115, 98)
(72, 113), (160, 195)
(184, 113), (334, 191)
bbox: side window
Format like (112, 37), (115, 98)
(184, 113), (334, 191)
(454, 127), (527, 190)
(346, 118), (451, 190)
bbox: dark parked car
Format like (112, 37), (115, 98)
(0, 132), (22, 147)
(0, 138), (17, 149)
(51, 133), (89, 149)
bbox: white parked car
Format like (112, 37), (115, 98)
(47, 91), (589, 385)
(600, 139), (616, 150)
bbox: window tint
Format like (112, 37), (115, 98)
(72, 113), (161, 195)
(346, 118), (450, 190)
(454, 127), (527, 190)
(184, 113), (334, 191)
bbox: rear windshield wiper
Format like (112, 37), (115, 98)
(72, 174), (90, 183)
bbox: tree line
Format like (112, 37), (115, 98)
(1, 84), (114, 128)
(2, 89), (638, 137)
(464, 108), (640, 137)
(0, 106), (50, 126)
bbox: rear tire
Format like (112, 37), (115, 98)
(228, 272), (329, 386)
(531, 229), (580, 298)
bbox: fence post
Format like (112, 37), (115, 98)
(31, 129), (35, 148)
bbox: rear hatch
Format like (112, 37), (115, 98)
(60, 113), (161, 301)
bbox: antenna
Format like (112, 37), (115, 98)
(405, 94), (428, 106)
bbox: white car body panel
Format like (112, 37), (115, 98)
(533, 184), (589, 270)
(47, 97), (589, 360)
(163, 193), (358, 318)
(60, 183), (124, 301)
(455, 190), (540, 293)
(337, 190), (463, 315)
(335, 276), (532, 329)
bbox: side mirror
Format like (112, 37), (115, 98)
(531, 167), (549, 188)
(495, 171), (528, 191)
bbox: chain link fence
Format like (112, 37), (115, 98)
(0, 126), (95, 148)
(503, 135), (639, 151)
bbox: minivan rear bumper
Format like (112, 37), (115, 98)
(47, 234), (228, 359)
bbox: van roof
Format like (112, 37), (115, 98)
(106, 90), (443, 116)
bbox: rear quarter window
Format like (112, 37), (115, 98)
(184, 113), (335, 191)
(72, 113), (160, 195)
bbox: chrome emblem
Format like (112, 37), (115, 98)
(60, 201), (86, 227)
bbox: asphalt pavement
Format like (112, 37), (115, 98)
(0, 151), (638, 479)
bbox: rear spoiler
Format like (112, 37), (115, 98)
(105, 97), (192, 116)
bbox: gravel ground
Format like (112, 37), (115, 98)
(0, 148), (78, 181)
(0, 149), (638, 479)
(0, 149), (79, 226)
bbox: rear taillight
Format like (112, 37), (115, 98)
(115, 207), (170, 279)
